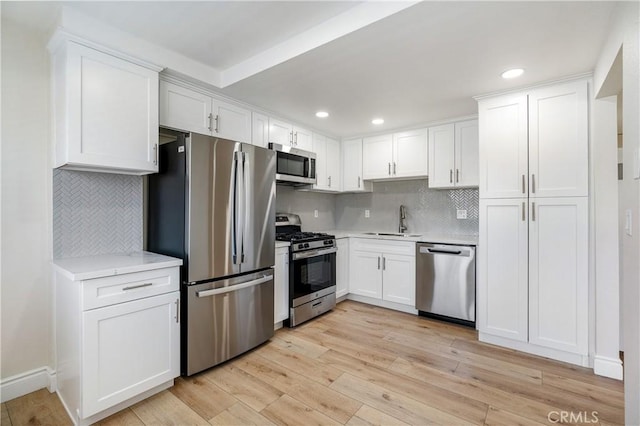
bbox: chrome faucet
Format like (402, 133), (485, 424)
(399, 205), (407, 233)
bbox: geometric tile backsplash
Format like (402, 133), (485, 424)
(53, 169), (143, 258)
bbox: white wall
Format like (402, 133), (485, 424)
(594, 2), (640, 423)
(0, 17), (53, 385)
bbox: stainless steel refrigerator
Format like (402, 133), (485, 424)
(148, 130), (276, 376)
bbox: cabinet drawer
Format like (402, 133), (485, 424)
(351, 238), (415, 256)
(83, 267), (180, 310)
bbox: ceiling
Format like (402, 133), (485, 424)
(2, 1), (617, 138)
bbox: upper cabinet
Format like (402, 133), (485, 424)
(50, 39), (160, 175)
(478, 80), (588, 198)
(342, 138), (372, 192)
(160, 80), (251, 143)
(428, 119), (478, 188)
(313, 134), (341, 191)
(362, 129), (428, 180)
(251, 112), (270, 148)
(268, 118), (313, 151)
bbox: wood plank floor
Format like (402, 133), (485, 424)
(3, 300), (624, 425)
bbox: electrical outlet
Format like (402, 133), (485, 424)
(314, 209), (318, 218)
(456, 209), (467, 219)
(365, 209), (370, 218)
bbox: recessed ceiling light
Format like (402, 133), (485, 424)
(501, 68), (524, 79)
(372, 118), (384, 125)
(315, 111), (329, 118)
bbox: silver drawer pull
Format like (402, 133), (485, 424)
(123, 282), (153, 291)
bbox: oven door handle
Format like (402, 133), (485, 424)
(196, 274), (272, 298)
(291, 247), (337, 260)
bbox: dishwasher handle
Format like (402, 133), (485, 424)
(419, 245), (474, 257)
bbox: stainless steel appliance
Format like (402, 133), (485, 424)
(275, 214), (336, 326)
(268, 143), (316, 185)
(148, 129), (276, 375)
(416, 243), (476, 326)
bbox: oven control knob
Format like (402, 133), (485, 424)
(304, 243), (310, 248)
(298, 244), (305, 249)
(324, 240), (332, 245)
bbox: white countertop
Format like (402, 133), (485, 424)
(53, 251), (183, 281)
(324, 230), (478, 246)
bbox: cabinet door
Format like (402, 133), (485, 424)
(528, 197), (588, 354)
(455, 120), (479, 187)
(478, 198), (528, 341)
(336, 239), (349, 298)
(212, 99), (251, 143)
(159, 80), (212, 136)
(269, 118), (293, 146)
(349, 249), (382, 299)
(342, 138), (371, 192)
(274, 248), (290, 323)
(428, 124), (455, 188)
(478, 94), (528, 198)
(313, 133), (329, 190)
(82, 291), (179, 417)
(65, 42), (159, 173)
(393, 129), (428, 178)
(325, 138), (341, 190)
(362, 134), (393, 180)
(252, 112), (269, 148)
(528, 81), (588, 198)
(382, 253), (415, 306)
(293, 126), (313, 151)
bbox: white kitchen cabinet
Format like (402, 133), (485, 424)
(274, 247), (290, 324)
(342, 138), (373, 192)
(336, 238), (349, 298)
(313, 134), (341, 191)
(349, 239), (415, 306)
(50, 39), (159, 175)
(362, 130), (427, 180)
(478, 80), (587, 199)
(429, 120), (479, 188)
(53, 253), (181, 424)
(160, 80), (251, 143)
(268, 119), (313, 151)
(252, 112), (270, 148)
(528, 197), (588, 354)
(478, 198), (529, 342)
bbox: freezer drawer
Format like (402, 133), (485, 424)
(185, 270), (274, 375)
(416, 243), (476, 324)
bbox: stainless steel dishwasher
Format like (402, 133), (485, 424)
(416, 243), (476, 326)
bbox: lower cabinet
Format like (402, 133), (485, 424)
(349, 238), (415, 307)
(54, 263), (180, 424)
(336, 238), (349, 298)
(274, 246), (290, 324)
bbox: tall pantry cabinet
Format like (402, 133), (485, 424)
(477, 79), (589, 365)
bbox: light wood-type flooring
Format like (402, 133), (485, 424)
(2, 300), (624, 425)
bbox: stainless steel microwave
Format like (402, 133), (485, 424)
(268, 143), (316, 185)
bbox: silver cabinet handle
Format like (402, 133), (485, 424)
(522, 175), (526, 194)
(208, 113), (213, 131)
(175, 299), (180, 323)
(214, 114), (219, 133)
(196, 274), (272, 298)
(153, 144), (158, 165)
(393, 162), (397, 175)
(388, 163), (391, 175)
(522, 202), (525, 221)
(294, 132), (298, 145)
(450, 169), (453, 183)
(290, 131), (294, 145)
(456, 169), (460, 183)
(123, 282), (153, 291)
(358, 176), (361, 188)
(328, 176), (332, 187)
(531, 174), (536, 193)
(382, 257), (386, 270)
(377, 256), (381, 270)
(531, 202), (536, 221)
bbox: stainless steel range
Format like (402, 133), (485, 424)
(276, 214), (337, 327)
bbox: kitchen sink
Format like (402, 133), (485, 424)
(362, 232), (421, 237)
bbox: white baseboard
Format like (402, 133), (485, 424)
(1, 366), (56, 403)
(347, 294), (418, 315)
(593, 355), (624, 380)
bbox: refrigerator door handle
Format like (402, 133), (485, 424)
(240, 151), (249, 264)
(196, 274), (272, 298)
(231, 152), (239, 264)
(234, 151), (246, 265)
